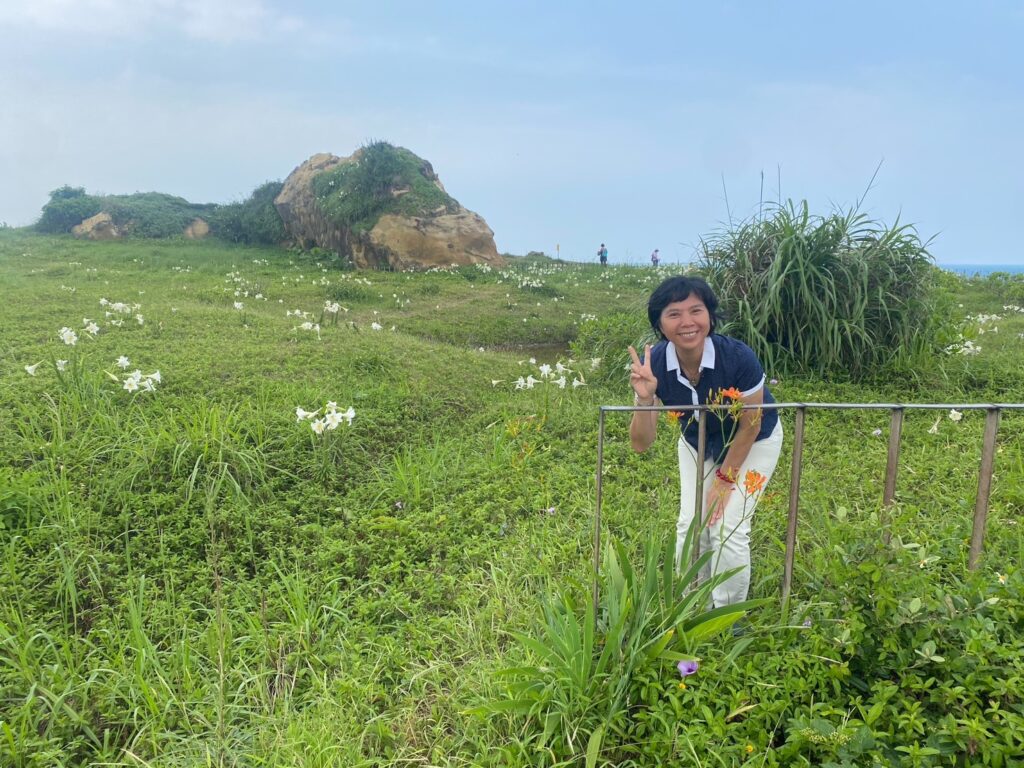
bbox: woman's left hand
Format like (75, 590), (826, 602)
(705, 477), (734, 527)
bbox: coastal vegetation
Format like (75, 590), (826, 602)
(1, 229), (1021, 766)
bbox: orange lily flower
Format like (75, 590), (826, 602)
(720, 386), (742, 400)
(744, 469), (767, 495)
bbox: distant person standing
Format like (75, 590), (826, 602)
(651, 249), (660, 267)
(598, 243), (608, 267)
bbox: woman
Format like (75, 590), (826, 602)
(628, 276), (783, 607)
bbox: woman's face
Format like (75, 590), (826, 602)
(659, 293), (711, 356)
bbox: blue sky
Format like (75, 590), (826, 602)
(1, 1), (1021, 265)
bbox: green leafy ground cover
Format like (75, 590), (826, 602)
(1, 230), (1022, 766)
(36, 188), (216, 239)
(312, 142), (459, 235)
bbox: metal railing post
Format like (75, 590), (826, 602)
(593, 407), (606, 621)
(881, 407), (904, 543)
(782, 406), (806, 603)
(969, 407), (1000, 570)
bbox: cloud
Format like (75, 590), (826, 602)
(0, 0), (305, 43)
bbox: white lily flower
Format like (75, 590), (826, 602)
(341, 406), (355, 425)
(491, 380), (504, 387)
(514, 376), (527, 389)
(871, 428), (883, 437)
(325, 401), (338, 412)
(234, 302), (244, 310)
(56, 360), (68, 371)
(310, 418), (326, 435)
(116, 356), (131, 369)
(25, 363), (40, 376)
(135, 314), (144, 325)
(590, 358), (602, 370)
(84, 322), (100, 336)
(525, 375), (539, 389)
(538, 363), (553, 378)
(295, 407), (318, 421)
(58, 327), (78, 346)
(572, 377), (586, 388)
(324, 410), (343, 430)
(141, 378), (156, 392)
(145, 371), (161, 383)
(123, 377), (139, 392)
(529, 357), (536, 364)
(371, 322), (383, 331)
(949, 409), (963, 422)
(553, 376), (567, 389)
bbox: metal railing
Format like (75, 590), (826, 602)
(592, 402), (1024, 616)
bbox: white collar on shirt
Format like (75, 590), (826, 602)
(666, 336), (715, 380)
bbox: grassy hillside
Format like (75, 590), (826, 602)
(1, 230), (1022, 766)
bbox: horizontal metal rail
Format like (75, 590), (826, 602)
(592, 402), (1019, 619)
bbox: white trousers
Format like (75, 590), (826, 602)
(676, 421), (783, 607)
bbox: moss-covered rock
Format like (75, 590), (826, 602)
(274, 142), (502, 270)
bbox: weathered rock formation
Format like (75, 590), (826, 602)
(72, 212), (120, 240)
(184, 218), (209, 239)
(274, 148), (503, 270)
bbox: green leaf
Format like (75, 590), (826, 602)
(585, 723), (604, 768)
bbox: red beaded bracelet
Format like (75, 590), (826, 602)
(715, 468), (736, 485)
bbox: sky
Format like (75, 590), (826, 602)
(1, 1), (1021, 266)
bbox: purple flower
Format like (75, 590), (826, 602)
(677, 659), (699, 678)
(769, 378), (779, 385)
(802, 618), (813, 628)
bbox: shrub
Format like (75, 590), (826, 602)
(312, 141), (458, 234)
(36, 186), (103, 233)
(109, 193), (214, 238)
(698, 201), (948, 380)
(208, 181), (287, 245)
(35, 186), (214, 238)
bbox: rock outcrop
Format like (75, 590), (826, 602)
(184, 218), (209, 239)
(72, 212), (120, 240)
(274, 147), (503, 270)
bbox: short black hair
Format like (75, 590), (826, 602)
(647, 276), (722, 338)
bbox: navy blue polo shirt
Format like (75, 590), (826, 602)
(646, 335), (778, 463)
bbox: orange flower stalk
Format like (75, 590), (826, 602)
(720, 386), (742, 400)
(744, 469), (767, 495)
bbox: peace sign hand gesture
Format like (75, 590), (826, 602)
(628, 344), (658, 401)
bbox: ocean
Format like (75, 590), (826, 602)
(939, 263), (1024, 277)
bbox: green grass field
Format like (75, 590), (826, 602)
(1, 230), (1022, 766)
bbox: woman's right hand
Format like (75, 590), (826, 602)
(628, 345), (658, 401)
